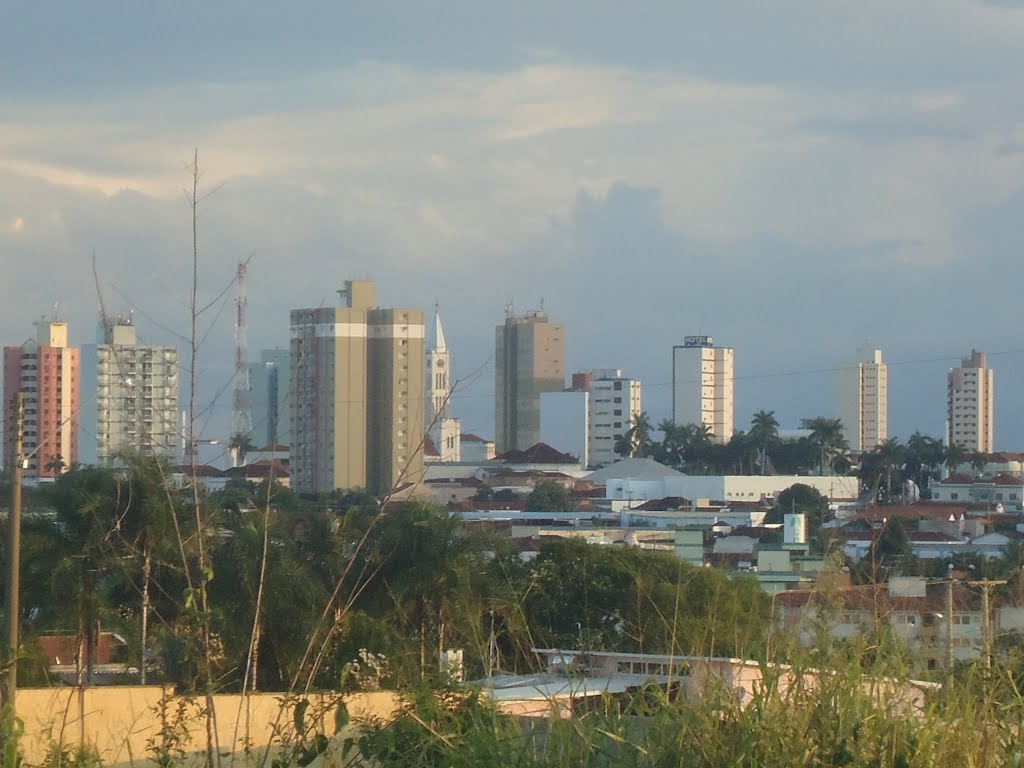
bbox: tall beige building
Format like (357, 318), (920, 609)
(947, 349), (994, 454)
(290, 281), (424, 496)
(495, 310), (565, 453)
(672, 336), (734, 444)
(837, 346), (887, 452)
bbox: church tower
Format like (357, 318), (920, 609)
(426, 307), (461, 461)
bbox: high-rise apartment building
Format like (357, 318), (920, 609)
(587, 369), (642, 468)
(837, 346), (887, 452)
(3, 317), (79, 479)
(84, 315), (179, 464)
(672, 336), (734, 444)
(290, 280), (424, 496)
(495, 310), (565, 453)
(425, 308), (460, 462)
(246, 348), (290, 449)
(947, 349), (994, 454)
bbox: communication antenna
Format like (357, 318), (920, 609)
(231, 261), (252, 466)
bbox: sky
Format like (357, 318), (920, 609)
(2, 1), (1024, 451)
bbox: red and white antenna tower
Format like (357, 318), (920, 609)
(231, 261), (252, 466)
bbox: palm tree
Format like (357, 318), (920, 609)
(229, 433), (257, 467)
(614, 412), (653, 459)
(868, 438), (906, 502)
(904, 432), (944, 496)
(654, 419), (686, 469)
(113, 451), (182, 685)
(970, 451), (988, 475)
(944, 444), (967, 474)
(749, 410), (780, 474)
(805, 417), (848, 475)
(682, 423), (715, 474)
(43, 467), (121, 686)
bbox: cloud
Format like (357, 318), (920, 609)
(4, 4), (1024, 447)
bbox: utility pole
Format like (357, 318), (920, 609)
(967, 579), (1007, 669)
(946, 579), (954, 670)
(3, 392), (24, 718)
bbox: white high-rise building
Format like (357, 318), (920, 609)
(91, 315), (179, 464)
(947, 349), (994, 454)
(837, 346), (887, 452)
(586, 369), (642, 468)
(425, 308), (460, 462)
(672, 337), (733, 444)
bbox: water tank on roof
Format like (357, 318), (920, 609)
(783, 513), (806, 545)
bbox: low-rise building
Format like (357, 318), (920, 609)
(931, 473), (1024, 511)
(776, 578), (1024, 670)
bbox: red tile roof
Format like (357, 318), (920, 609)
(460, 433), (489, 443)
(225, 461), (290, 479)
(633, 496), (692, 511)
(986, 452), (1024, 463)
(848, 503), (967, 523)
(775, 584), (984, 612)
(992, 473), (1023, 486)
(495, 442), (579, 465)
(172, 464), (224, 477)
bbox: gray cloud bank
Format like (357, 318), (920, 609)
(2, 2), (1023, 447)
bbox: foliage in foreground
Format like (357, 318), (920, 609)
(360, 654), (1024, 768)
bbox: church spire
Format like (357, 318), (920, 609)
(434, 302), (447, 352)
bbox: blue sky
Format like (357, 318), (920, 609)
(2, 2), (1024, 449)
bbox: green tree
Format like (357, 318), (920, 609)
(766, 483), (830, 545)
(903, 432), (945, 497)
(228, 432), (257, 466)
(970, 451), (988, 474)
(944, 443), (967, 473)
(525, 481), (574, 512)
(614, 411), (653, 460)
(859, 438), (906, 503)
(749, 410), (780, 473)
(806, 417), (849, 475)
(42, 466), (122, 685)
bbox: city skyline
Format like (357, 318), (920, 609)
(3, 4), (1024, 449)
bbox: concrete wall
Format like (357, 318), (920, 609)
(11, 687), (399, 766)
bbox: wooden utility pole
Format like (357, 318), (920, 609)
(967, 579), (1007, 669)
(3, 392), (24, 717)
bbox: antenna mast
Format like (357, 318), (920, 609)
(231, 261), (252, 466)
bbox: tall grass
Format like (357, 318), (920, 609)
(358, 641), (1024, 768)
